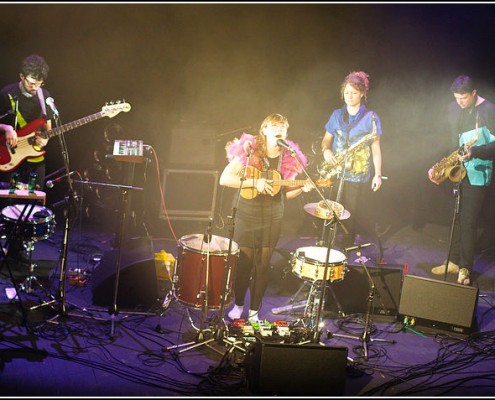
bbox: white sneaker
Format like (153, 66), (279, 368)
(227, 304), (243, 320)
(431, 261), (460, 275)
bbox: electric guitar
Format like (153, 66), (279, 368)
(0, 101), (131, 172)
(240, 165), (331, 199)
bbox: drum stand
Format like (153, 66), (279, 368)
(0, 202), (38, 326)
(164, 223), (228, 356)
(18, 239), (57, 307)
(327, 247), (395, 361)
(271, 280), (309, 315)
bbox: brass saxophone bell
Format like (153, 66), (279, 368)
(446, 165), (466, 182)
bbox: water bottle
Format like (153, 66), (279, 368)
(28, 172), (37, 193)
(9, 172), (19, 194)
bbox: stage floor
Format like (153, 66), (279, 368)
(1, 217), (495, 396)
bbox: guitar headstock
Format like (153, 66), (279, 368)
(101, 101), (132, 118)
(316, 178), (332, 188)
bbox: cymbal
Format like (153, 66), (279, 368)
(304, 200), (350, 220)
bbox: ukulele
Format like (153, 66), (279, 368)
(240, 165), (331, 199)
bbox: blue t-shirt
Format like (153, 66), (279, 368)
(324, 105), (382, 182)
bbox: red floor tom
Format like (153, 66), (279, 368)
(175, 233), (239, 309)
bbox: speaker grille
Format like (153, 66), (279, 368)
(398, 275), (478, 334)
(244, 342), (348, 396)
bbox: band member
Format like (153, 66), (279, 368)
(320, 71), (383, 249)
(220, 113), (314, 323)
(0, 54), (56, 263)
(428, 75), (495, 285)
(0, 54), (55, 189)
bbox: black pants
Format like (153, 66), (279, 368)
(449, 181), (487, 271)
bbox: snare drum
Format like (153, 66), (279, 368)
(175, 233), (239, 309)
(291, 246), (347, 282)
(1, 204), (56, 242)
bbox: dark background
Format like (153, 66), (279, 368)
(2, 2), (495, 239)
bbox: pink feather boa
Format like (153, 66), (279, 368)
(225, 132), (308, 180)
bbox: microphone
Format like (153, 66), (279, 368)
(244, 141), (254, 155)
(203, 218), (213, 243)
(46, 171), (76, 189)
(46, 97), (59, 116)
(344, 243), (374, 253)
(276, 138), (294, 152)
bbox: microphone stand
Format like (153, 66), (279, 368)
(212, 149), (252, 353)
(443, 151), (465, 282)
(73, 181), (155, 333)
(35, 112), (83, 320)
(328, 246), (396, 361)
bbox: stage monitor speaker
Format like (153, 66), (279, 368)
(244, 342), (348, 396)
(398, 274), (479, 337)
(91, 237), (158, 308)
(324, 264), (403, 320)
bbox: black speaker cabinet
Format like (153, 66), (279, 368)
(398, 275), (479, 337)
(324, 264), (403, 320)
(244, 342), (348, 396)
(91, 237), (158, 308)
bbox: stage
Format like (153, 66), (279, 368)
(0, 214), (495, 397)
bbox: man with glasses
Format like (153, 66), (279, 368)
(0, 54), (56, 263)
(0, 54), (55, 189)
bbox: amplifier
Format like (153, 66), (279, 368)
(398, 274), (478, 337)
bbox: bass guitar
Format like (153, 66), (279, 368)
(240, 165), (331, 199)
(0, 101), (131, 172)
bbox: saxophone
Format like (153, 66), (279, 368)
(318, 133), (376, 179)
(429, 123), (480, 184)
(428, 148), (466, 184)
(318, 113), (378, 179)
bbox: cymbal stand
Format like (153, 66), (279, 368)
(308, 147), (350, 344)
(328, 247), (395, 361)
(165, 221), (225, 355)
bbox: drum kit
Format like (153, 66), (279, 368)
(165, 195), (391, 356)
(165, 199), (352, 349)
(0, 186), (57, 303)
